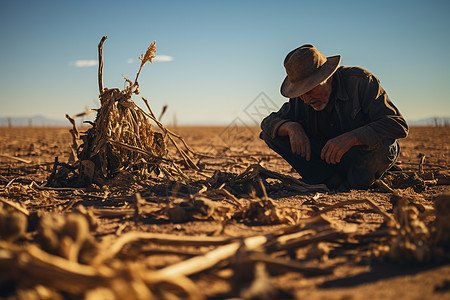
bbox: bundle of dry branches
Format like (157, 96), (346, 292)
(49, 37), (199, 187)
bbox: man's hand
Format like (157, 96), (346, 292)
(321, 131), (363, 164)
(278, 122), (311, 161)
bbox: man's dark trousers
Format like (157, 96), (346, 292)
(260, 131), (399, 189)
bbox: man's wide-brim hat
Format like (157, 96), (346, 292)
(281, 44), (341, 98)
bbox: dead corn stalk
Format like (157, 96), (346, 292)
(50, 37), (200, 187)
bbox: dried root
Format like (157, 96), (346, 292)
(382, 192), (450, 263)
(164, 196), (229, 223)
(234, 198), (300, 225)
(388, 195), (431, 263)
(382, 169), (450, 192)
(37, 211), (99, 264)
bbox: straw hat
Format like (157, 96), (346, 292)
(280, 44), (341, 98)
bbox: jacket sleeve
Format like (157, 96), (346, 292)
(260, 99), (297, 139)
(351, 73), (409, 147)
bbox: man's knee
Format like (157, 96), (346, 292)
(346, 139), (399, 189)
(259, 131), (291, 153)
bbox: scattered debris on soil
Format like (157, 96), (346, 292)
(1, 37), (449, 299)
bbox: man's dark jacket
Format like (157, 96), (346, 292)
(261, 66), (409, 147)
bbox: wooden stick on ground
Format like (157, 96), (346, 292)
(30, 181), (83, 192)
(152, 234), (271, 279)
(92, 231), (235, 265)
(418, 154), (426, 174)
(0, 197), (29, 216)
(266, 228), (345, 253)
(1, 176), (18, 191)
(0, 154), (31, 164)
(235, 164), (329, 194)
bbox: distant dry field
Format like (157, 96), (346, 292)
(1, 125), (449, 299)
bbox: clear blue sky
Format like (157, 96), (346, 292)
(1, 0), (449, 125)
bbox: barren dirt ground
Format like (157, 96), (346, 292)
(1, 125), (449, 300)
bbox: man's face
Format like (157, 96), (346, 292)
(299, 77), (333, 111)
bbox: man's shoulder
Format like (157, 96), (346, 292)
(334, 66), (379, 100)
(337, 66), (374, 79)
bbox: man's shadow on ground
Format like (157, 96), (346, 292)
(319, 261), (449, 292)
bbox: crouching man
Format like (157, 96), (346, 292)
(260, 44), (408, 190)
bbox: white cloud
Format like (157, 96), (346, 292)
(70, 60), (98, 67)
(153, 55), (174, 62)
(126, 56), (172, 64)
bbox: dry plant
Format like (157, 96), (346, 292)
(340, 190), (450, 264)
(49, 36), (199, 187)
